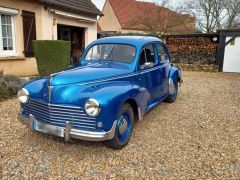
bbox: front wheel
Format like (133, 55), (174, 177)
(164, 78), (178, 103)
(106, 103), (134, 150)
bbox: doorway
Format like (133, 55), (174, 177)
(57, 24), (85, 65)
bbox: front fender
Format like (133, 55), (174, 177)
(23, 78), (49, 100)
(85, 81), (149, 131)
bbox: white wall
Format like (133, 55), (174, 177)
(223, 37), (240, 73)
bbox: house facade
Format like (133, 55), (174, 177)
(0, 0), (102, 76)
(98, 0), (195, 35)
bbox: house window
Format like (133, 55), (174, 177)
(0, 13), (16, 57)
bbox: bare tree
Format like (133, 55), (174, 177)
(184, 0), (240, 32)
(127, 0), (195, 35)
(184, 0), (219, 32)
(211, 0), (226, 29)
(224, 0), (240, 28)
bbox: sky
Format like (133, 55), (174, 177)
(92, 0), (105, 10)
(91, 0), (179, 11)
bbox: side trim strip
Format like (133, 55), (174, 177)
(74, 64), (169, 86)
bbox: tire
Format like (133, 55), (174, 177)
(165, 79), (178, 103)
(106, 103), (134, 150)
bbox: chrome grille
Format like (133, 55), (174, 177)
(24, 99), (96, 129)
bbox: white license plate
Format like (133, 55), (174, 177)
(34, 120), (64, 137)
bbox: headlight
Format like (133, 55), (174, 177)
(84, 99), (101, 117)
(17, 88), (29, 104)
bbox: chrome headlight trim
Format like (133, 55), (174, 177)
(84, 98), (101, 117)
(17, 88), (29, 104)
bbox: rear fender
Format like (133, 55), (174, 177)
(169, 66), (182, 84)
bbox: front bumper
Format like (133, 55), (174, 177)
(18, 114), (117, 141)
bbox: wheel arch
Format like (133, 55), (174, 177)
(124, 98), (140, 122)
(169, 66), (182, 83)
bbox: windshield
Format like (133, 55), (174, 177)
(84, 44), (136, 64)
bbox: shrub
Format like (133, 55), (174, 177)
(33, 40), (71, 77)
(0, 73), (27, 101)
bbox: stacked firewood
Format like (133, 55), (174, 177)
(166, 37), (218, 65)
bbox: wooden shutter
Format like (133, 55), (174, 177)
(22, 10), (36, 57)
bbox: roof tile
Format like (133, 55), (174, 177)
(108, 0), (194, 32)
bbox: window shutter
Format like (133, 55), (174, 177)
(22, 10), (36, 57)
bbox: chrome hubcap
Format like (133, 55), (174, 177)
(119, 118), (128, 135)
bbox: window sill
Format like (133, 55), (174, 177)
(0, 56), (26, 61)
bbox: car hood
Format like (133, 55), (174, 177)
(50, 63), (133, 86)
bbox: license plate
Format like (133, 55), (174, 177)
(34, 120), (64, 137)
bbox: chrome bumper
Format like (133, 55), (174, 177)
(18, 114), (117, 142)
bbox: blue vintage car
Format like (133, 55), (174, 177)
(18, 36), (182, 149)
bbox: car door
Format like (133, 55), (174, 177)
(156, 43), (171, 96)
(137, 44), (163, 105)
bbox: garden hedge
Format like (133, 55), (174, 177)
(33, 40), (71, 77)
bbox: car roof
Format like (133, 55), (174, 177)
(90, 36), (162, 48)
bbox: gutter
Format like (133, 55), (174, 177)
(49, 9), (98, 23)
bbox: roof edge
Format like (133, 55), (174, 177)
(39, 0), (103, 16)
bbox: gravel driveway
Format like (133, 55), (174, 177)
(0, 71), (240, 179)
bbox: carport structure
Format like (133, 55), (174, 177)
(217, 29), (240, 73)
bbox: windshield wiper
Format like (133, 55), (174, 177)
(98, 45), (114, 63)
(105, 46), (114, 62)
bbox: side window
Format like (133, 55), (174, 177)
(139, 44), (155, 66)
(157, 44), (169, 62)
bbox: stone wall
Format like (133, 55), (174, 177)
(174, 63), (219, 72)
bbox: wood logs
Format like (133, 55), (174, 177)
(166, 37), (218, 65)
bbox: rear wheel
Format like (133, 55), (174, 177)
(165, 78), (178, 103)
(106, 103), (134, 150)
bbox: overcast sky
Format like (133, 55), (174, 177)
(91, 0), (180, 11)
(92, 0), (105, 10)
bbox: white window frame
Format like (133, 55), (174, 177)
(0, 7), (18, 57)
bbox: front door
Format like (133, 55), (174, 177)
(137, 44), (164, 106)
